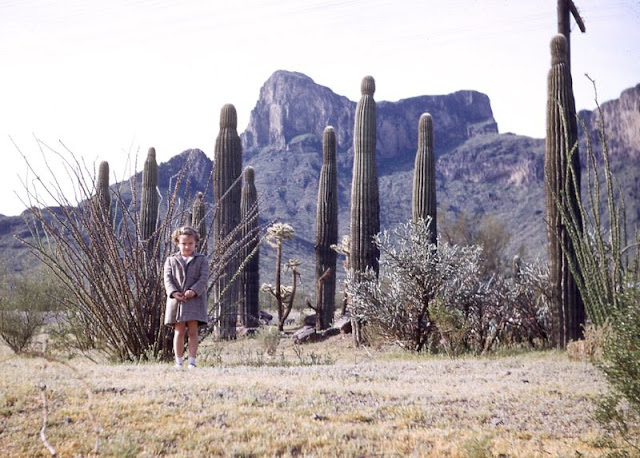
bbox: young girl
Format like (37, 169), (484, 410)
(164, 226), (209, 369)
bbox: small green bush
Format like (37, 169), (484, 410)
(0, 270), (60, 353)
(595, 286), (640, 453)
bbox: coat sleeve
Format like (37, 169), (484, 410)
(187, 256), (209, 297)
(164, 257), (181, 297)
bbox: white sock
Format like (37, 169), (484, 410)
(176, 356), (184, 366)
(188, 357), (196, 366)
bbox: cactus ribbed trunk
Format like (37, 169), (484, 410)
(140, 147), (159, 243)
(191, 192), (207, 254)
(240, 166), (260, 328)
(350, 76), (380, 279)
(315, 126), (338, 330)
(95, 160), (111, 224)
(544, 34), (585, 348)
(412, 113), (437, 243)
(213, 104), (243, 339)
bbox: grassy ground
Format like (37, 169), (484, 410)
(0, 331), (613, 457)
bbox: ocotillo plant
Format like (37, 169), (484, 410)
(350, 76), (380, 279)
(140, 147), (159, 242)
(240, 166), (260, 328)
(544, 33), (584, 348)
(315, 126), (338, 330)
(191, 192), (207, 254)
(213, 104), (243, 339)
(412, 113), (437, 244)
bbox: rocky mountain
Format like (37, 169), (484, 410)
(2, 71), (638, 290)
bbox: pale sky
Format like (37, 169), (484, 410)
(1, 0), (639, 216)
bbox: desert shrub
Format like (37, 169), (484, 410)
(440, 211), (512, 276)
(594, 286), (640, 453)
(258, 325), (281, 356)
(0, 269), (62, 353)
(346, 220), (551, 354)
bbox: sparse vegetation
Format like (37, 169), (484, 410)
(0, 266), (61, 353)
(555, 81), (640, 453)
(0, 337), (616, 457)
(346, 220), (551, 354)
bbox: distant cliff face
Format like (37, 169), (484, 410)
(579, 84), (640, 161)
(242, 71), (354, 152)
(242, 70), (498, 165)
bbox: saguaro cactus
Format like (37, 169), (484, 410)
(315, 126), (338, 330)
(350, 76), (380, 278)
(240, 166), (260, 328)
(544, 33), (584, 348)
(412, 113), (437, 244)
(191, 192), (207, 254)
(213, 104), (243, 339)
(94, 160), (111, 224)
(140, 147), (159, 242)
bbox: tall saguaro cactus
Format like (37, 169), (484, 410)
(191, 191), (207, 254)
(240, 166), (260, 328)
(544, 33), (584, 348)
(315, 126), (338, 330)
(213, 104), (243, 339)
(412, 113), (437, 244)
(350, 76), (380, 278)
(140, 147), (159, 242)
(94, 160), (111, 224)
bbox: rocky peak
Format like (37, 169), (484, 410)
(241, 70), (353, 152)
(241, 70), (498, 164)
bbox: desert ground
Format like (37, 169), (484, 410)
(0, 332), (610, 457)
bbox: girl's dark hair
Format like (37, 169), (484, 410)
(171, 225), (200, 244)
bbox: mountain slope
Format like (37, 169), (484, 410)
(2, 72), (638, 289)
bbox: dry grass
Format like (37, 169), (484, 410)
(0, 333), (615, 457)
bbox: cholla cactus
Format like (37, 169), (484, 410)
(263, 223), (297, 331)
(544, 33), (584, 348)
(350, 76), (380, 278)
(412, 113), (437, 244)
(315, 126), (338, 329)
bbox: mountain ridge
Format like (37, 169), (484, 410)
(2, 71), (638, 286)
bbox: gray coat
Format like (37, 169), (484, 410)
(163, 252), (209, 325)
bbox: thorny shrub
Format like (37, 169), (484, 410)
(346, 220), (550, 354)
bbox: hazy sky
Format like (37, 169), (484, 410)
(1, 0), (639, 216)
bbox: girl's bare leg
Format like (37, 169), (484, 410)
(173, 322), (186, 363)
(187, 320), (199, 359)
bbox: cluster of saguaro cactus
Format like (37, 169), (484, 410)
(544, 33), (584, 348)
(191, 191), (207, 254)
(350, 76), (380, 278)
(213, 104), (243, 339)
(240, 166), (260, 328)
(140, 147), (159, 242)
(412, 113), (437, 244)
(315, 126), (338, 330)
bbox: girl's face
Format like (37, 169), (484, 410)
(178, 234), (196, 257)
